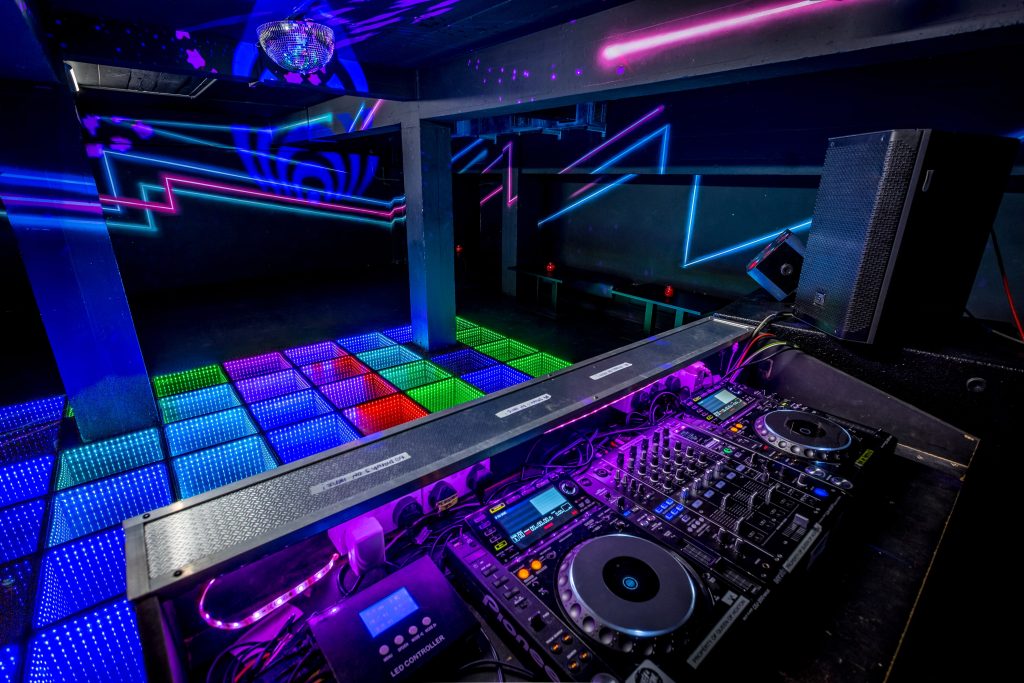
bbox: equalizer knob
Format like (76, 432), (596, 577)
(686, 446), (694, 458)
(650, 470), (660, 483)
(674, 469), (687, 483)
(616, 452), (625, 468)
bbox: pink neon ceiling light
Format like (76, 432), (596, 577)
(600, 0), (845, 62)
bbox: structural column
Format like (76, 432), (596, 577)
(401, 119), (457, 349)
(501, 167), (519, 297)
(0, 85), (158, 440)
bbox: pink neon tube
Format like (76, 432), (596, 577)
(601, 1), (839, 62)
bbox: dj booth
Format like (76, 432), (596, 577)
(126, 314), (973, 682)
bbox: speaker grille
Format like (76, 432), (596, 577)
(796, 131), (920, 340)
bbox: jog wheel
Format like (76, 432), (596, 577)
(754, 409), (852, 459)
(556, 534), (699, 654)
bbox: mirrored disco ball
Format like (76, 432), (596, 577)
(258, 20), (335, 75)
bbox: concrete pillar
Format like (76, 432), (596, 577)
(0, 86), (158, 440)
(401, 119), (457, 349)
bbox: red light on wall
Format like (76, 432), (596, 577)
(664, 284), (674, 298)
(545, 262), (556, 274)
(456, 244), (464, 255)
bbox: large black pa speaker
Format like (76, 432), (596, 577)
(795, 129), (1018, 343)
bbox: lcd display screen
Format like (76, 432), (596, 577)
(358, 588), (419, 638)
(697, 389), (746, 420)
(492, 486), (576, 549)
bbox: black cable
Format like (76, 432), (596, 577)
(458, 659), (535, 679)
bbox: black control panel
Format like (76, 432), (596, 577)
(447, 380), (893, 682)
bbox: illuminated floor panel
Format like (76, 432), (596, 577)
(172, 436), (278, 498)
(164, 407), (259, 457)
(462, 364), (533, 394)
(158, 384), (242, 424)
(267, 414), (360, 464)
(249, 390), (334, 432)
(337, 331), (396, 354)
(26, 599), (145, 683)
(300, 356), (370, 386)
(34, 528), (126, 628)
(457, 325), (506, 348)
(55, 428), (163, 490)
(379, 361), (451, 391)
(0, 645), (19, 683)
(381, 324), (413, 344)
(407, 378), (484, 413)
(0, 397), (65, 434)
(508, 352), (572, 377)
(47, 465), (172, 547)
(320, 374), (397, 410)
(343, 394), (429, 436)
(234, 369), (310, 404)
(283, 341), (346, 366)
(0, 499), (46, 564)
(222, 352), (292, 381)
(152, 364), (228, 398)
(431, 348), (497, 376)
(0, 455), (54, 510)
(0, 424), (59, 464)
(476, 338), (539, 363)
(356, 345), (421, 371)
(0, 560), (33, 647)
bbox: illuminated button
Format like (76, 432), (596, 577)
(730, 427), (739, 433)
(530, 559), (543, 571)
(517, 568), (530, 580)
(568, 660), (580, 672)
(579, 651), (591, 662)
(551, 643), (562, 654)
(408, 625), (418, 636)
(378, 645), (389, 656)
(394, 635), (404, 646)
(561, 633), (573, 643)
(422, 616), (432, 626)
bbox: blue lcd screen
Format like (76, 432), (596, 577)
(358, 588), (419, 637)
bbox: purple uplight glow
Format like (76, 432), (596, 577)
(601, 1), (847, 62)
(198, 552), (340, 630)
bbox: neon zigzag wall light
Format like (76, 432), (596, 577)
(94, 118), (404, 231)
(536, 107), (669, 226)
(98, 175), (406, 225)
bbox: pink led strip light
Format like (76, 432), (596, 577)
(99, 175), (406, 220)
(601, 1), (843, 61)
(198, 552), (340, 630)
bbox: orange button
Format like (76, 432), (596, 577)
(561, 633), (573, 643)
(568, 660), (580, 671)
(579, 651), (590, 661)
(550, 643), (562, 654)
(516, 568), (530, 580)
(530, 559), (543, 571)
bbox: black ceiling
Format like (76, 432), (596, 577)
(42, 0), (631, 69)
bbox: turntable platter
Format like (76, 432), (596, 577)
(557, 535), (698, 648)
(755, 409), (852, 457)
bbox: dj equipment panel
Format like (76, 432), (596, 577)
(447, 379), (892, 681)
